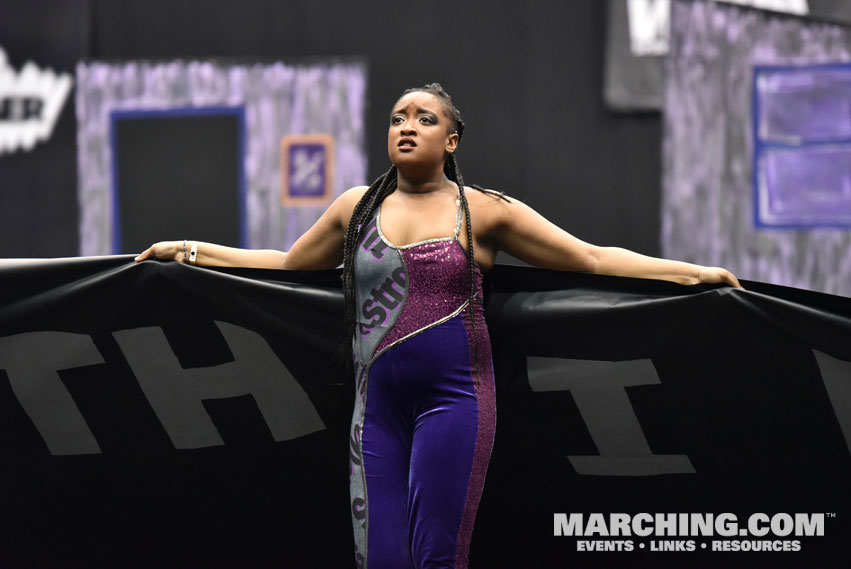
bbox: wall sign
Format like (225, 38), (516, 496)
(280, 133), (335, 206)
(0, 47), (72, 155)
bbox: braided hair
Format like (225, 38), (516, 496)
(341, 83), (506, 371)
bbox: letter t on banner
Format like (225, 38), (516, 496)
(0, 332), (104, 455)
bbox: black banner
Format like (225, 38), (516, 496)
(0, 256), (849, 568)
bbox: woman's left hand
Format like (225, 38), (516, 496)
(696, 266), (743, 289)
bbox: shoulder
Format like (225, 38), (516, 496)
(340, 185), (370, 205)
(462, 185), (516, 205)
(333, 186), (371, 228)
(462, 185), (519, 223)
(458, 187), (522, 245)
(331, 186), (370, 214)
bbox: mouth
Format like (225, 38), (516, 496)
(398, 138), (417, 148)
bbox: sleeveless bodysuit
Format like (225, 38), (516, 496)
(348, 196), (497, 569)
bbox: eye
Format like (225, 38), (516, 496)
(420, 115), (436, 124)
(391, 115), (404, 125)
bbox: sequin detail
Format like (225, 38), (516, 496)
(375, 240), (481, 355)
(455, 306), (496, 565)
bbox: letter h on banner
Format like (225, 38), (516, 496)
(114, 321), (324, 449)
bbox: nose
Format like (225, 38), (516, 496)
(399, 117), (417, 135)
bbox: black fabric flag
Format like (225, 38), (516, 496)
(0, 256), (849, 568)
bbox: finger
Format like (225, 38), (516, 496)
(725, 271), (743, 289)
(135, 245), (154, 262)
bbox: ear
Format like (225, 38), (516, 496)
(445, 132), (459, 154)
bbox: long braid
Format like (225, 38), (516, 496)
(446, 152), (482, 383)
(341, 165), (398, 368)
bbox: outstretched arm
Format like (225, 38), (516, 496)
(590, 246), (741, 287)
(135, 241), (287, 268)
(135, 186), (367, 270)
(488, 198), (741, 287)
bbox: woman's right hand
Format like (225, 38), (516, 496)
(135, 241), (184, 263)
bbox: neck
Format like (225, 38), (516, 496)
(395, 164), (452, 195)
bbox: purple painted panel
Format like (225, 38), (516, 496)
(662, 0), (851, 296)
(759, 145), (851, 225)
(757, 67), (851, 142)
(76, 60), (367, 255)
(755, 64), (851, 227)
(288, 143), (327, 198)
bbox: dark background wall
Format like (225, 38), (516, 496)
(0, 0), (89, 257)
(1, 0), (663, 259)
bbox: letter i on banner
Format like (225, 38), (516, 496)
(528, 357), (695, 476)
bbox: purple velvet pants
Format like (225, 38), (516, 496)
(359, 312), (496, 569)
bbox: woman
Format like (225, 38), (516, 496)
(136, 83), (741, 569)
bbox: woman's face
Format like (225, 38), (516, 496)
(387, 91), (458, 169)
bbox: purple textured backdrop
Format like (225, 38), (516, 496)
(663, 0), (851, 296)
(76, 60), (366, 255)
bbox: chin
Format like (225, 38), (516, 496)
(390, 153), (419, 166)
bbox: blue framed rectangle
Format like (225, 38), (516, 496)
(109, 106), (247, 253)
(753, 63), (851, 228)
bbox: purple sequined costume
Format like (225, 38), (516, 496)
(348, 197), (497, 569)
